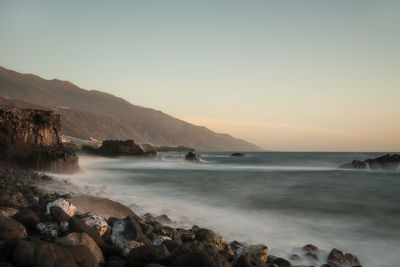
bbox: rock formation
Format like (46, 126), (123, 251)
(340, 154), (400, 170)
(0, 106), (79, 173)
(184, 151), (201, 162)
(231, 153), (245, 157)
(81, 139), (157, 158)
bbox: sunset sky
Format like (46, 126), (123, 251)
(1, 1), (399, 151)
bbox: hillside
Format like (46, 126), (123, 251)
(0, 66), (260, 151)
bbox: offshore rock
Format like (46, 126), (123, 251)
(185, 152), (201, 162)
(81, 139), (157, 158)
(340, 154), (400, 170)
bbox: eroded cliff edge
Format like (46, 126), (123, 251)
(0, 106), (79, 173)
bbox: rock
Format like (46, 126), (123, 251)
(231, 153), (245, 157)
(126, 244), (159, 266)
(152, 235), (172, 246)
(12, 208), (40, 229)
(344, 253), (361, 266)
(327, 248), (360, 267)
(236, 245), (268, 262)
(81, 212), (109, 237)
(171, 250), (231, 267)
(0, 207), (19, 217)
(34, 242), (78, 267)
(68, 195), (141, 220)
(164, 240), (181, 253)
(288, 254), (300, 261)
(9, 191), (28, 208)
(184, 152), (201, 162)
(37, 222), (60, 238)
(271, 258), (291, 267)
(82, 140), (157, 158)
(304, 251), (318, 261)
(57, 232), (104, 265)
(235, 255), (267, 267)
(140, 222), (154, 235)
(157, 226), (181, 243)
(11, 239), (36, 266)
(177, 228), (195, 242)
(0, 214), (27, 240)
(340, 153), (400, 170)
(111, 216), (151, 256)
(68, 217), (105, 247)
(46, 198), (77, 217)
(63, 244), (98, 267)
(0, 106), (79, 173)
(193, 227), (225, 251)
(50, 206), (71, 223)
(301, 244), (319, 253)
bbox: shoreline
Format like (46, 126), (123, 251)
(0, 162), (362, 267)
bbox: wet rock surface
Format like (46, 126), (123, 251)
(184, 151), (201, 162)
(340, 153), (400, 170)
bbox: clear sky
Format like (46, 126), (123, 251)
(1, 1), (399, 151)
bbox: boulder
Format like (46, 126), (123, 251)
(57, 232), (104, 265)
(68, 217), (104, 247)
(235, 255), (267, 267)
(12, 208), (40, 229)
(50, 205), (71, 223)
(11, 239), (36, 266)
(271, 258), (291, 267)
(235, 245), (268, 262)
(170, 250), (232, 267)
(111, 216), (151, 256)
(34, 242), (78, 267)
(63, 244), (98, 267)
(126, 244), (159, 266)
(46, 198), (77, 217)
(37, 222), (60, 238)
(80, 212), (109, 237)
(193, 227), (225, 251)
(0, 207), (19, 217)
(0, 214), (27, 240)
(327, 248), (360, 267)
(68, 195), (140, 220)
(184, 152), (201, 162)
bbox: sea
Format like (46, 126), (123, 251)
(53, 152), (400, 267)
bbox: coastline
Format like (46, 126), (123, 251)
(0, 162), (362, 267)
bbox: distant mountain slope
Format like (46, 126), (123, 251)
(0, 66), (260, 151)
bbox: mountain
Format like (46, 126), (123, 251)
(0, 66), (260, 151)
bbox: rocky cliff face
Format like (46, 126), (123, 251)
(0, 106), (79, 173)
(0, 107), (62, 151)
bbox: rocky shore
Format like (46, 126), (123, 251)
(0, 164), (362, 267)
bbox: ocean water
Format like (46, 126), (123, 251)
(54, 152), (400, 266)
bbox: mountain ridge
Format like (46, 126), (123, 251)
(0, 66), (260, 151)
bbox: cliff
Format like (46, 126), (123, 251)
(0, 106), (79, 173)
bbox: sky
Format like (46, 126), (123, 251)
(0, 0), (399, 151)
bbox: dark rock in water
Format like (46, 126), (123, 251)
(231, 153), (245, 157)
(340, 154), (400, 170)
(12, 208), (40, 229)
(288, 254), (300, 261)
(271, 257), (291, 267)
(185, 152), (201, 162)
(327, 248), (360, 267)
(171, 249), (231, 267)
(302, 244), (319, 253)
(0, 214), (27, 240)
(141, 143), (195, 152)
(34, 242), (78, 267)
(192, 227), (225, 251)
(81, 139), (157, 158)
(0, 106), (79, 173)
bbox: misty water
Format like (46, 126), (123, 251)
(54, 152), (400, 267)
